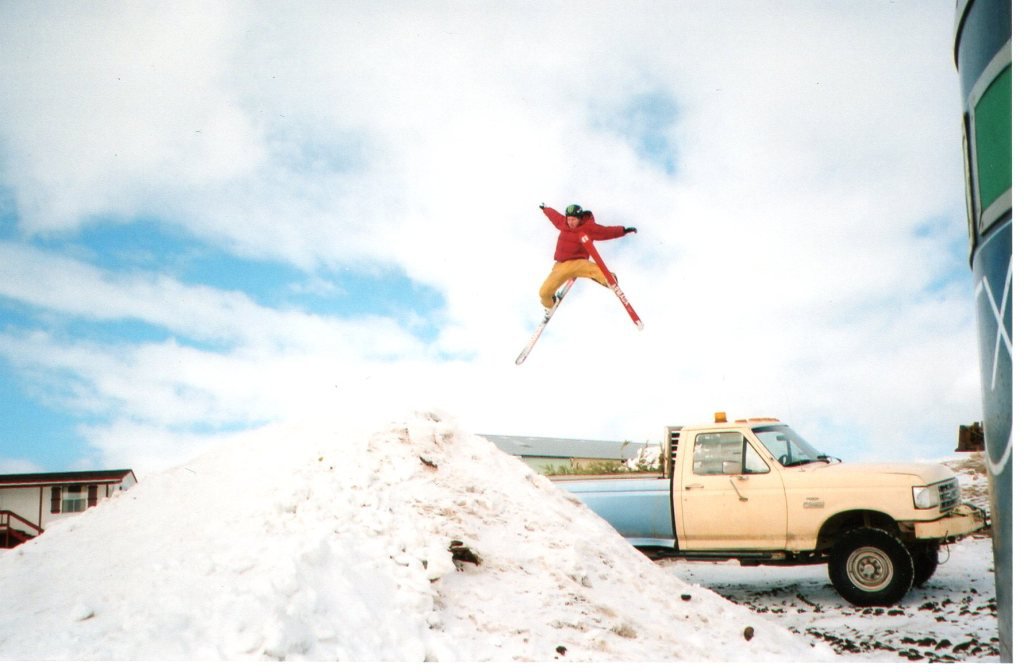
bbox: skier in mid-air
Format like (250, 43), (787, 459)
(516, 202), (641, 365)
(537, 203), (637, 313)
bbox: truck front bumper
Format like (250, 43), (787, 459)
(913, 504), (988, 540)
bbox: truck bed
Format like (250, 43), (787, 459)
(554, 475), (675, 548)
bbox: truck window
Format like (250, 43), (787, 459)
(752, 425), (825, 466)
(693, 432), (770, 475)
(744, 443), (770, 474)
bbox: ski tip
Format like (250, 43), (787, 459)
(635, 321), (644, 331)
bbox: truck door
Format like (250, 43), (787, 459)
(678, 430), (788, 550)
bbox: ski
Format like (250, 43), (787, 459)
(515, 278), (576, 365)
(578, 233), (644, 330)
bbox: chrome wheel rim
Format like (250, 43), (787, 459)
(847, 546), (894, 592)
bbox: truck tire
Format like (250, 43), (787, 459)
(911, 543), (940, 587)
(827, 528), (915, 606)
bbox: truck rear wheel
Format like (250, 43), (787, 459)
(828, 528), (915, 606)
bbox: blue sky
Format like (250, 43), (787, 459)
(0, 1), (990, 476)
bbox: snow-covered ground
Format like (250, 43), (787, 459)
(0, 414), (997, 662)
(0, 410), (832, 662)
(662, 536), (996, 662)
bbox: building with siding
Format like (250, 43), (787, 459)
(482, 435), (657, 474)
(0, 470), (137, 548)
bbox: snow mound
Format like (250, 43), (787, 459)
(0, 410), (831, 661)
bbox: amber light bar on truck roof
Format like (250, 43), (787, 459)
(713, 412), (781, 424)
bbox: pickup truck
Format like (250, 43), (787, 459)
(554, 414), (987, 606)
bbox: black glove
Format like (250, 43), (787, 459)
(539, 203), (546, 209)
(624, 227), (637, 234)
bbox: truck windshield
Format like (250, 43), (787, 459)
(753, 425), (830, 467)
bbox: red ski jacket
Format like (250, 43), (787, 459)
(541, 206), (627, 262)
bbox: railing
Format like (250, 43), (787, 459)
(0, 510), (43, 545)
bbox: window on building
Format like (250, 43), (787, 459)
(62, 486), (87, 513)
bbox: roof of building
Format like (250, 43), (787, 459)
(0, 469), (137, 488)
(481, 435), (654, 461)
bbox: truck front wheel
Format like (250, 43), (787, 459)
(911, 543), (940, 586)
(828, 528), (915, 606)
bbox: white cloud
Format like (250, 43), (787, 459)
(0, 242), (431, 357)
(0, 2), (260, 230)
(0, 457), (42, 474)
(0, 1), (984, 471)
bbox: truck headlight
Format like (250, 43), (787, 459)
(913, 484), (941, 509)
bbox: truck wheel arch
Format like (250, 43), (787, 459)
(816, 509), (900, 552)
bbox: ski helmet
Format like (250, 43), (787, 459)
(565, 204), (584, 217)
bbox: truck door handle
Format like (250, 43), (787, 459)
(685, 484), (704, 490)
(729, 478), (749, 502)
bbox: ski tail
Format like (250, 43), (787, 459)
(515, 278), (575, 365)
(578, 233), (643, 329)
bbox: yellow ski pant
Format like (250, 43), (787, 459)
(538, 259), (610, 308)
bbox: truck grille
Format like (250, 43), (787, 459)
(938, 478), (960, 513)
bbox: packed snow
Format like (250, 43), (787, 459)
(0, 410), (831, 662)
